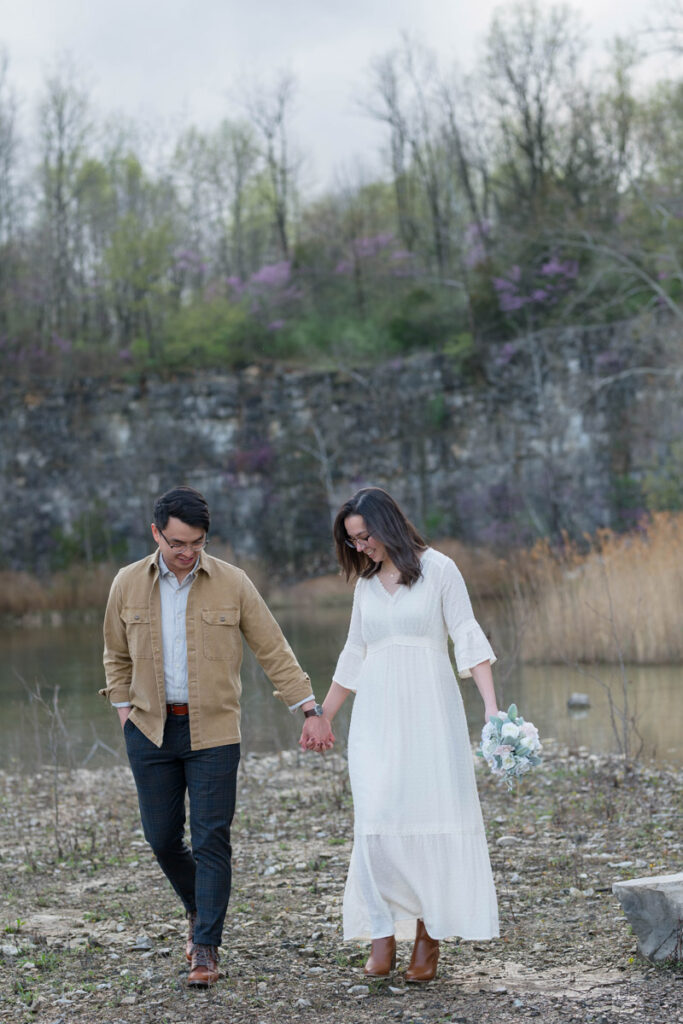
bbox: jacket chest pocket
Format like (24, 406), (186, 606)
(202, 608), (241, 661)
(123, 607), (153, 659)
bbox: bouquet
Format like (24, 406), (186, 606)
(478, 704), (542, 790)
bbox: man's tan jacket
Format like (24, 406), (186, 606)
(101, 550), (312, 749)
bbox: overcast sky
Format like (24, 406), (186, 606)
(0, 0), (673, 190)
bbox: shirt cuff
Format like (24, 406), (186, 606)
(288, 695), (315, 713)
(111, 701), (132, 708)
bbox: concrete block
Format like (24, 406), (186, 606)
(612, 872), (683, 962)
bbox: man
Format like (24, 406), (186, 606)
(101, 486), (333, 987)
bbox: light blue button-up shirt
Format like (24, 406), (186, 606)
(158, 552), (197, 703)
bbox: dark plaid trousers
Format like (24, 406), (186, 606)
(124, 715), (240, 947)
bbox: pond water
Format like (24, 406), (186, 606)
(0, 607), (680, 770)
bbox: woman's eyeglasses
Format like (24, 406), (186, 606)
(345, 532), (372, 550)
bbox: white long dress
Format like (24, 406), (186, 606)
(333, 547), (499, 942)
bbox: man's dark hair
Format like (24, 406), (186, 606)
(153, 486), (210, 533)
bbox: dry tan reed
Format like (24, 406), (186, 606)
(432, 538), (509, 599)
(510, 512), (683, 664)
(1, 563), (118, 617)
(5, 517), (682, 666)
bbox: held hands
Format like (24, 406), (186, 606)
(299, 715), (335, 754)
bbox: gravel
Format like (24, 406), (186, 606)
(0, 740), (681, 1023)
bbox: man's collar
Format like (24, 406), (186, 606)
(145, 548), (211, 576)
(146, 551), (161, 574)
(158, 551), (201, 579)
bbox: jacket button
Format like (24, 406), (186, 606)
(134, 615), (140, 620)
(220, 616), (225, 622)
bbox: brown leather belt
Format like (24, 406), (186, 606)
(166, 703), (189, 716)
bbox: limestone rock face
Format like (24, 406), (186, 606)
(612, 872), (683, 962)
(3, 320), (682, 578)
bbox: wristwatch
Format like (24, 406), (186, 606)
(303, 703), (324, 718)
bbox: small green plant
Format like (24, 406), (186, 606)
(34, 950), (62, 972)
(13, 979), (34, 1005)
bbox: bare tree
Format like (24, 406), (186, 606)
(366, 38), (455, 274)
(172, 125), (213, 296)
(246, 71), (300, 260)
(0, 48), (18, 248)
(0, 48), (19, 336)
(439, 69), (490, 233)
(366, 45), (422, 259)
(37, 54), (92, 339)
(206, 119), (260, 279)
(645, 0), (683, 55)
(483, 1), (585, 214)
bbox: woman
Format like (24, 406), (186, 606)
(301, 486), (499, 982)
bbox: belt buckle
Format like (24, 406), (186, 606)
(167, 702), (188, 715)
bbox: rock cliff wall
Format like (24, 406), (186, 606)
(3, 320), (681, 577)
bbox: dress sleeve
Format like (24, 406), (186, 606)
(440, 557), (496, 678)
(332, 580), (366, 692)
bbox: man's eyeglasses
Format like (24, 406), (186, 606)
(345, 532), (372, 550)
(159, 528), (208, 553)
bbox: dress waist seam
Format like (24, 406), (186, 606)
(365, 635), (446, 655)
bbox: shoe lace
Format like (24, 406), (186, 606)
(193, 943), (218, 967)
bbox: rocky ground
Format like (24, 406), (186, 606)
(0, 742), (681, 1024)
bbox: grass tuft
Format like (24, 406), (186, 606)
(510, 512), (683, 663)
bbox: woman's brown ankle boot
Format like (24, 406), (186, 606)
(404, 918), (439, 982)
(363, 935), (396, 977)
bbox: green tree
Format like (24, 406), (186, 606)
(102, 156), (178, 358)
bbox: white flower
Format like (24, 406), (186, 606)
(501, 721), (520, 741)
(478, 707), (542, 790)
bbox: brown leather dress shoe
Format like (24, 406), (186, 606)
(187, 943), (220, 987)
(185, 910), (197, 963)
(404, 918), (439, 983)
(363, 935), (396, 977)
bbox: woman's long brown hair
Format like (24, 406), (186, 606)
(333, 487), (427, 586)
